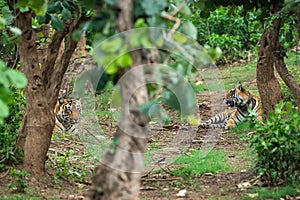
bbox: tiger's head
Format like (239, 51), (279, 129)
(54, 98), (82, 124)
(224, 82), (252, 108)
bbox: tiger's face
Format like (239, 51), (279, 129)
(54, 98), (82, 124)
(224, 83), (251, 108)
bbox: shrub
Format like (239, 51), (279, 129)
(189, 7), (262, 64)
(205, 33), (243, 63)
(0, 87), (25, 166)
(7, 168), (29, 193)
(251, 101), (300, 185)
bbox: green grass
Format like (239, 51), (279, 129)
(170, 150), (232, 177)
(221, 63), (257, 90)
(243, 185), (300, 200)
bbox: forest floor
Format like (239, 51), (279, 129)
(1, 54), (300, 199)
(0, 89), (257, 200)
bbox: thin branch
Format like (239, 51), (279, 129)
(170, 0), (188, 16)
(161, 12), (181, 40)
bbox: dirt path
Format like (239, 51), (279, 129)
(140, 91), (256, 199)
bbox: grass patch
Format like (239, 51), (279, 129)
(192, 83), (209, 93)
(170, 150), (232, 177)
(244, 185), (300, 200)
(230, 121), (256, 139)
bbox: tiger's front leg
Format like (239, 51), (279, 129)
(225, 119), (236, 129)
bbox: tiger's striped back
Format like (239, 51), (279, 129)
(53, 98), (82, 134)
(199, 83), (262, 129)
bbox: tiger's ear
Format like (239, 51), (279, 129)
(237, 82), (244, 92)
(58, 97), (64, 105)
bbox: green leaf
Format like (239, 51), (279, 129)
(0, 60), (6, 70)
(101, 37), (123, 53)
(62, 8), (72, 19)
(286, 31), (293, 42)
(154, 36), (164, 47)
(0, 99), (9, 118)
(101, 54), (117, 67)
(181, 21), (197, 40)
(0, 87), (13, 103)
(130, 31), (143, 47)
(134, 18), (148, 28)
(100, 54), (118, 75)
(179, 5), (191, 16)
(5, 70), (27, 88)
(72, 29), (82, 42)
(141, 36), (153, 48)
(138, 100), (158, 117)
(141, 0), (167, 15)
(0, 75), (10, 88)
(51, 15), (64, 31)
(0, 17), (7, 28)
(28, 0), (48, 16)
(173, 32), (187, 44)
(105, 61), (118, 75)
(116, 53), (132, 68)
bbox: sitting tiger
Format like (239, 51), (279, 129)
(53, 97), (82, 134)
(198, 82), (262, 129)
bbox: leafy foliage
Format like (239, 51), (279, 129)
(7, 168), (29, 193)
(0, 61), (27, 124)
(251, 101), (300, 185)
(189, 6), (262, 63)
(0, 88), (25, 166)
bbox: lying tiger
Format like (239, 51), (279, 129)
(53, 97), (82, 134)
(198, 83), (262, 129)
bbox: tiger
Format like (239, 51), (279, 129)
(53, 97), (82, 134)
(198, 82), (262, 129)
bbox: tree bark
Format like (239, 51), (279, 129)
(256, 0), (282, 117)
(256, 28), (282, 117)
(88, 0), (150, 199)
(15, 12), (54, 174)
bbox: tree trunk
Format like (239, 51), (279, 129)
(88, 0), (150, 199)
(88, 61), (149, 199)
(256, 28), (282, 117)
(15, 12), (54, 174)
(256, 1), (282, 117)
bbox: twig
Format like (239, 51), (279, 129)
(170, 0), (188, 16)
(83, 128), (105, 143)
(161, 12), (181, 40)
(0, 169), (10, 179)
